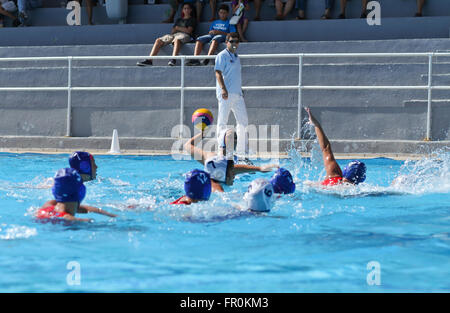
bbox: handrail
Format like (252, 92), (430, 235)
(1, 52), (449, 140)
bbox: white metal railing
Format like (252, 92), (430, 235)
(1, 52), (449, 140)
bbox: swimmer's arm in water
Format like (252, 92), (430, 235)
(184, 132), (216, 165)
(233, 163), (279, 175)
(211, 180), (224, 192)
(305, 107), (342, 179)
(303, 180), (321, 187)
(77, 205), (117, 218)
(63, 214), (94, 223)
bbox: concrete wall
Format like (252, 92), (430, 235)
(0, 38), (449, 145)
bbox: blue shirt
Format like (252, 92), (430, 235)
(215, 48), (242, 99)
(209, 19), (236, 33)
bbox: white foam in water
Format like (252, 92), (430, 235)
(0, 224), (37, 240)
(391, 149), (450, 195)
(289, 138), (450, 197)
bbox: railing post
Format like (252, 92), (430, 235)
(297, 54), (303, 139)
(425, 53), (433, 141)
(180, 56), (185, 139)
(66, 56), (72, 137)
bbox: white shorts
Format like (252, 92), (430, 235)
(216, 93), (249, 156)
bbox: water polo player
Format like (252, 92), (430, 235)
(184, 132), (279, 192)
(270, 167), (296, 195)
(171, 169), (212, 205)
(244, 178), (275, 213)
(36, 168), (116, 222)
(305, 107), (366, 186)
(69, 151), (97, 182)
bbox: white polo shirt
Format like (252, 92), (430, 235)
(214, 48), (243, 99)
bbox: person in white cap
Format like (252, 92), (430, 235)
(244, 178), (275, 213)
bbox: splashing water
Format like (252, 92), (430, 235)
(391, 148), (450, 194)
(0, 152), (449, 292)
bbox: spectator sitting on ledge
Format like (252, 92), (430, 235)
(295, 0), (306, 20)
(232, 0), (250, 42)
(76, 0), (96, 25)
(338, 0), (368, 19)
(137, 2), (197, 67)
(415, 0), (425, 17)
(19, 0), (43, 26)
(186, 4), (235, 66)
(164, 0), (217, 24)
(275, 0), (295, 20)
(321, 0), (334, 19)
(0, 0), (21, 27)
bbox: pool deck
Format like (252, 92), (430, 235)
(1, 136), (448, 160)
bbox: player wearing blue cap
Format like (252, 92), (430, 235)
(305, 107), (366, 186)
(270, 168), (296, 195)
(36, 168), (116, 222)
(183, 178), (276, 222)
(44, 151), (111, 217)
(171, 169), (212, 205)
(69, 151), (97, 182)
(184, 132), (279, 192)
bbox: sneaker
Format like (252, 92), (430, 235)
(18, 11), (28, 26)
(137, 59), (153, 66)
(201, 59), (210, 66)
(168, 59), (176, 66)
(186, 60), (200, 66)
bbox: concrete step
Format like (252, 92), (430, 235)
(403, 99), (450, 140)
(0, 63), (430, 87)
(1, 39), (450, 67)
(1, 16), (450, 46)
(2, 87), (448, 139)
(421, 73), (450, 85)
(23, 0), (450, 26)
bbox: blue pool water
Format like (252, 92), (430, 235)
(0, 150), (449, 292)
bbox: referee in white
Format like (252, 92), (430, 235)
(214, 32), (249, 161)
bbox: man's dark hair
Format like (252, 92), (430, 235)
(226, 32), (239, 42)
(218, 4), (230, 13)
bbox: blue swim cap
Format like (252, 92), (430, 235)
(184, 169), (212, 201)
(69, 151), (93, 177)
(342, 160), (366, 184)
(52, 168), (86, 203)
(270, 168), (296, 194)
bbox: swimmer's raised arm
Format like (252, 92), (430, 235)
(184, 132), (216, 165)
(305, 107), (342, 178)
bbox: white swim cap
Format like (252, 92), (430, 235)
(244, 178), (275, 212)
(204, 156), (229, 183)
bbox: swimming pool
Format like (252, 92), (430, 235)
(0, 150), (449, 292)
